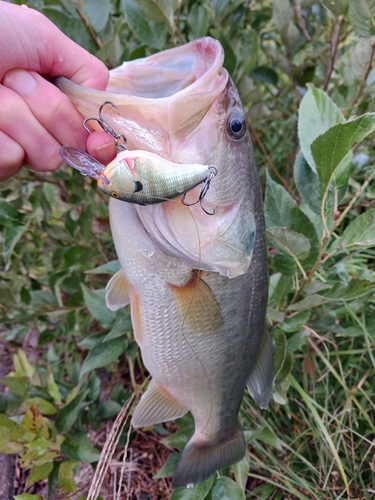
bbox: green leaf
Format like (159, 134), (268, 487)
(265, 175), (319, 274)
(0, 199), (21, 226)
(288, 279), (375, 311)
(103, 314), (132, 341)
(294, 152), (322, 214)
(58, 460), (78, 493)
(80, 337), (128, 378)
(271, 329), (287, 383)
(61, 432), (100, 462)
(97, 400), (123, 420)
(135, 0), (178, 26)
(78, 332), (108, 350)
(311, 114), (375, 195)
(22, 397), (57, 416)
(336, 208), (375, 249)
(0, 426), (11, 452)
(26, 462), (53, 487)
(328, 278), (375, 301)
(84, 0), (111, 32)
(272, 0), (294, 29)
(187, 4), (210, 40)
(249, 66), (279, 86)
(162, 424), (194, 452)
(298, 85), (343, 172)
(256, 426), (283, 451)
(121, 0), (162, 49)
(275, 349), (292, 384)
(14, 349), (35, 378)
(351, 37), (374, 77)
(81, 284), (117, 328)
(2, 375), (28, 398)
(288, 294), (330, 312)
(349, 0), (375, 37)
(278, 310), (310, 333)
(154, 452), (181, 478)
(3, 224), (26, 270)
(212, 30), (237, 74)
(267, 226), (311, 260)
(211, 476), (245, 500)
(55, 390), (88, 434)
(85, 260), (120, 275)
(287, 329), (310, 353)
(171, 474), (215, 500)
(232, 450), (250, 492)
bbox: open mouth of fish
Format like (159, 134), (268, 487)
(56, 37), (228, 157)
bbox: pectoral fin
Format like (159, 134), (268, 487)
(247, 328), (274, 409)
(170, 272), (222, 334)
(105, 269), (130, 311)
(132, 380), (188, 427)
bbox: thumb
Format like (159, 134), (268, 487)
(1, 3), (109, 90)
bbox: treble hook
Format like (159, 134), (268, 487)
(181, 166), (218, 216)
(83, 101), (127, 152)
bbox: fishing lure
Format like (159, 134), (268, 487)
(60, 102), (218, 213)
(60, 146), (217, 208)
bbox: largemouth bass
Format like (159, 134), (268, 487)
(57, 37), (273, 488)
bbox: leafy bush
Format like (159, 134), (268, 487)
(1, 0), (375, 498)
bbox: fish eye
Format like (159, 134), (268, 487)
(226, 112), (246, 141)
(111, 191), (120, 199)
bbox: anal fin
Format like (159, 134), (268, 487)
(247, 327), (274, 409)
(132, 380), (188, 428)
(170, 271), (222, 334)
(105, 269), (130, 311)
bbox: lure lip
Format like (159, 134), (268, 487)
(59, 146), (110, 185)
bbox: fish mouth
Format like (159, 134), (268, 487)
(56, 37), (228, 157)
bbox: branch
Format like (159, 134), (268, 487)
(292, 2), (311, 41)
(76, 9), (102, 50)
(248, 123), (297, 200)
(351, 41), (375, 108)
(323, 16), (344, 91)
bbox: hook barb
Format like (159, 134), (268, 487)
(82, 101), (127, 152)
(181, 165), (218, 215)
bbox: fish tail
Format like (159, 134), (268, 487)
(171, 421), (245, 488)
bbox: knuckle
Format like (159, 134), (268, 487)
(39, 96), (65, 124)
(0, 133), (24, 181)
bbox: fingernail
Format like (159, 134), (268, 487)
(4, 69), (37, 96)
(93, 143), (117, 163)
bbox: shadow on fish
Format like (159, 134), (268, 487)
(57, 36), (273, 489)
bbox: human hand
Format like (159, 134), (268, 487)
(0, 2), (117, 182)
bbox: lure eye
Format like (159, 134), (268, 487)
(226, 112), (246, 141)
(111, 191), (120, 199)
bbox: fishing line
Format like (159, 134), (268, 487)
(177, 202), (214, 437)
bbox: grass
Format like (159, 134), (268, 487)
(239, 321), (375, 499)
